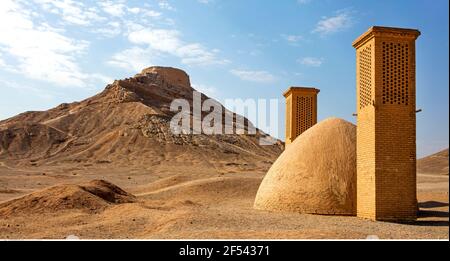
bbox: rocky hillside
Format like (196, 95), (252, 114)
(0, 67), (283, 171)
(417, 149), (449, 175)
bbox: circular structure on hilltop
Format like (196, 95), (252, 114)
(139, 66), (191, 89)
(254, 117), (357, 215)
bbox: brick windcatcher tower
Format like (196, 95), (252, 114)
(353, 26), (421, 221)
(283, 87), (320, 146)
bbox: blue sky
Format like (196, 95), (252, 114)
(0, 0), (448, 157)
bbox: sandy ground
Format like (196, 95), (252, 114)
(0, 67), (446, 240)
(0, 161), (448, 240)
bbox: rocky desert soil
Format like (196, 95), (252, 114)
(0, 163), (447, 239)
(0, 67), (447, 239)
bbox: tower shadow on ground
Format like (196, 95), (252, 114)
(381, 200), (449, 227)
(418, 201), (449, 209)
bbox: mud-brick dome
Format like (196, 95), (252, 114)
(254, 117), (357, 215)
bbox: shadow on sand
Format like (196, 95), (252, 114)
(418, 201), (449, 209)
(388, 201), (449, 227)
(406, 220), (449, 227)
(414, 201), (449, 227)
(392, 217), (449, 227)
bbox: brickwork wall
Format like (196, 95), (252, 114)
(374, 36), (417, 220)
(356, 39), (377, 219)
(354, 27), (419, 221)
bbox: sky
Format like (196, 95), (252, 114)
(0, 0), (448, 157)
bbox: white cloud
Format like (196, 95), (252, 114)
(90, 73), (113, 84)
(34, 0), (162, 33)
(144, 9), (162, 18)
(127, 7), (140, 14)
(313, 10), (354, 36)
(158, 1), (175, 11)
(298, 57), (324, 67)
(113, 5), (162, 18)
(164, 18), (176, 26)
(123, 6), (162, 18)
(99, 1), (127, 17)
(2, 0), (228, 86)
(230, 69), (276, 83)
(281, 34), (303, 44)
(0, 78), (56, 100)
(33, 0), (105, 26)
(92, 21), (122, 38)
(298, 0), (312, 4)
(192, 83), (218, 98)
(129, 29), (181, 53)
(34, 0), (162, 39)
(198, 0), (213, 4)
(122, 21), (145, 34)
(0, 53), (5, 67)
(282, 34), (303, 43)
(107, 47), (157, 72)
(0, 0), (109, 87)
(124, 28), (230, 66)
(177, 43), (230, 66)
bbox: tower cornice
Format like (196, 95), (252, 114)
(352, 26), (421, 49)
(283, 87), (320, 98)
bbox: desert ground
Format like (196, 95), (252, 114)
(0, 161), (447, 239)
(0, 67), (447, 239)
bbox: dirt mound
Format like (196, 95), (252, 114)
(254, 118), (357, 215)
(417, 149), (449, 175)
(0, 66), (283, 169)
(0, 180), (135, 217)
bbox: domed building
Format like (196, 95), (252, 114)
(254, 118), (357, 215)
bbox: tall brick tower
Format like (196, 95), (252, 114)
(283, 87), (320, 146)
(353, 26), (421, 221)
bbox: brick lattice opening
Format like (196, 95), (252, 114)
(296, 96), (313, 136)
(359, 45), (372, 109)
(382, 41), (410, 105)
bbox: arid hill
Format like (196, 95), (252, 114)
(417, 149), (449, 175)
(0, 67), (283, 172)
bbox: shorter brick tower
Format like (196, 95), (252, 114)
(283, 87), (320, 146)
(353, 26), (421, 221)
